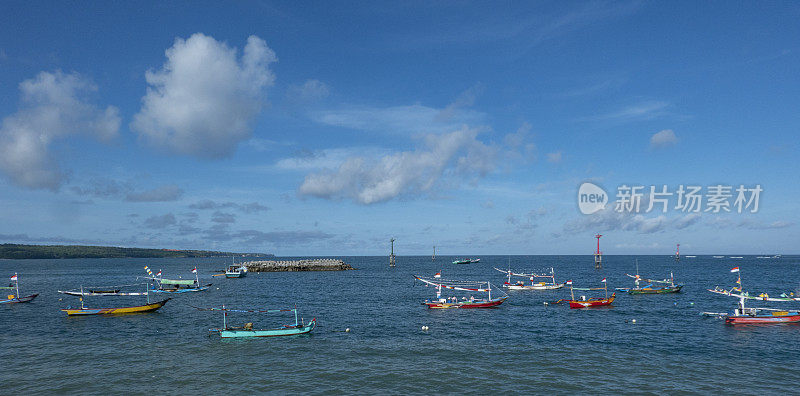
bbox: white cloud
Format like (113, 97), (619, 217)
(299, 127), (497, 204)
(590, 101), (669, 122)
(310, 104), (484, 136)
(0, 71), (120, 191)
(125, 184), (184, 202)
(546, 151), (563, 163)
(650, 129), (678, 148)
(287, 79), (330, 102)
(132, 33), (277, 159)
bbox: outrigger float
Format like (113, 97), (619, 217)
(494, 267), (564, 290)
(197, 306), (316, 338)
(452, 258), (480, 264)
(414, 275), (507, 308)
(705, 267), (800, 324)
(552, 279), (615, 308)
(1, 273), (38, 304)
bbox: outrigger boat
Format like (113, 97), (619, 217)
(552, 279), (615, 308)
(452, 258), (480, 264)
(414, 275), (507, 308)
(199, 306), (316, 338)
(58, 283), (149, 297)
(617, 262), (682, 294)
(61, 285), (169, 316)
(494, 267), (564, 290)
(145, 266), (211, 293)
(706, 267), (800, 324)
(1, 273), (38, 304)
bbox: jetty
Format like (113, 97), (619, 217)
(245, 259), (354, 272)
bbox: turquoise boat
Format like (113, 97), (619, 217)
(203, 306), (316, 338)
(147, 267), (211, 293)
(225, 264), (248, 278)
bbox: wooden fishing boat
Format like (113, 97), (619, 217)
(414, 275), (507, 309)
(452, 258), (480, 264)
(1, 273), (38, 304)
(201, 306), (316, 338)
(552, 279), (615, 309)
(225, 264), (248, 278)
(620, 268), (683, 294)
(146, 266), (211, 293)
(58, 290), (148, 296)
(61, 298), (170, 315)
(724, 298), (800, 324)
(494, 267), (565, 290)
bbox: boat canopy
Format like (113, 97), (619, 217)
(160, 278), (196, 285)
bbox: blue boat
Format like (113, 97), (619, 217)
(202, 306), (316, 338)
(225, 264), (248, 278)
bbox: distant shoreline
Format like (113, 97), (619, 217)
(0, 243), (272, 260)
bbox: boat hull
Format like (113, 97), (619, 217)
(423, 296), (507, 309)
(151, 285), (210, 293)
(225, 272), (246, 278)
(506, 283), (564, 290)
(219, 318), (316, 337)
(726, 312), (800, 324)
(568, 293), (615, 309)
(628, 285), (683, 295)
(61, 298), (170, 315)
(0, 293), (39, 304)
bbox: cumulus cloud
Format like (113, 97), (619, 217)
(564, 207), (700, 234)
(188, 200), (269, 213)
(298, 127), (498, 204)
(650, 129), (678, 148)
(125, 185), (184, 202)
(132, 33), (277, 159)
(144, 213), (177, 229)
(286, 79), (330, 102)
(310, 104), (484, 136)
(0, 71), (120, 190)
(503, 122), (536, 161)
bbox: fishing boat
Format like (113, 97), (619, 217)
(414, 276), (507, 308)
(61, 298), (170, 315)
(1, 273), (39, 304)
(225, 264), (248, 278)
(707, 267), (800, 324)
(494, 267), (564, 290)
(617, 262), (682, 294)
(200, 306), (315, 338)
(58, 282), (149, 296)
(452, 258), (480, 264)
(552, 279), (615, 308)
(145, 266), (211, 293)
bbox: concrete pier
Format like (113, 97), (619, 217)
(245, 259), (354, 272)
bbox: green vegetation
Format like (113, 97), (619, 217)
(0, 244), (272, 260)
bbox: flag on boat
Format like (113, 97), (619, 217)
(530, 276), (535, 281)
(434, 272), (441, 278)
(156, 270), (162, 277)
(730, 267), (739, 273)
(191, 267), (197, 274)
(144, 266), (153, 276)
(601, 277), (607, 283)
(566, 280), (573, 285)
(10, 274), (17, 281)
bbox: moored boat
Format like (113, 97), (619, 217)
(710, 267), (800, 324)
(225, 264), (248, 278)
(494, 267), (565, 290)
(201, 306), (316, 338)
(146, 266), (211, 293)
(1, 273), (38, 304)
(414, 276), (507, 309)
(452, 258), (480, 264)
(552, 278), (614, 309)
(620, 265), (683, 294)
(61, 298), (170, 315)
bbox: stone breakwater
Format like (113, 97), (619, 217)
(245, 259), (354, 272)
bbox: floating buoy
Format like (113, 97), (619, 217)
(216, 287), (219, 290)
(631, 319), (637, 324)
(345, 328), (350, 333)
(543, 302), (549, 305)
(689, 302), (694, 305)
(422, 326), (429, 331)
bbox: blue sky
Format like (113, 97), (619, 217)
(0, 1), (798, 255)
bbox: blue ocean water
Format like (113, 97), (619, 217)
(2, 255), (800, 394)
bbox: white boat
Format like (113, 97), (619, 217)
(494, 267), (564, 290)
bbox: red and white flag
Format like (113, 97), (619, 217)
(10, 274), (18, 281)
(730, 267), (739, 273)
(434, 272), (441, 278)
(191, 267), (197, 274)
(566, 280), (573, 285)
(601, 277), (607, 283)
(156, 270), (162, 277)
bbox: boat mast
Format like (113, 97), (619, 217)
(14, 272), (19, 299)
(223, 305), (227, 330)
(488, 282), (492, 301)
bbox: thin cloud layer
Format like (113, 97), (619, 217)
(299, 127), (498, 204)
(0, 71), (120, 191)
(650, 129), (678, 148)
(132, 33), (277, 159)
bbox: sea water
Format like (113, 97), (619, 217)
(1, 255), (799, 394)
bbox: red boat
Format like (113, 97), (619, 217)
(725, 297), (800, 324)
(414, 275), (507, 309)
(568, 293), (615, 308)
